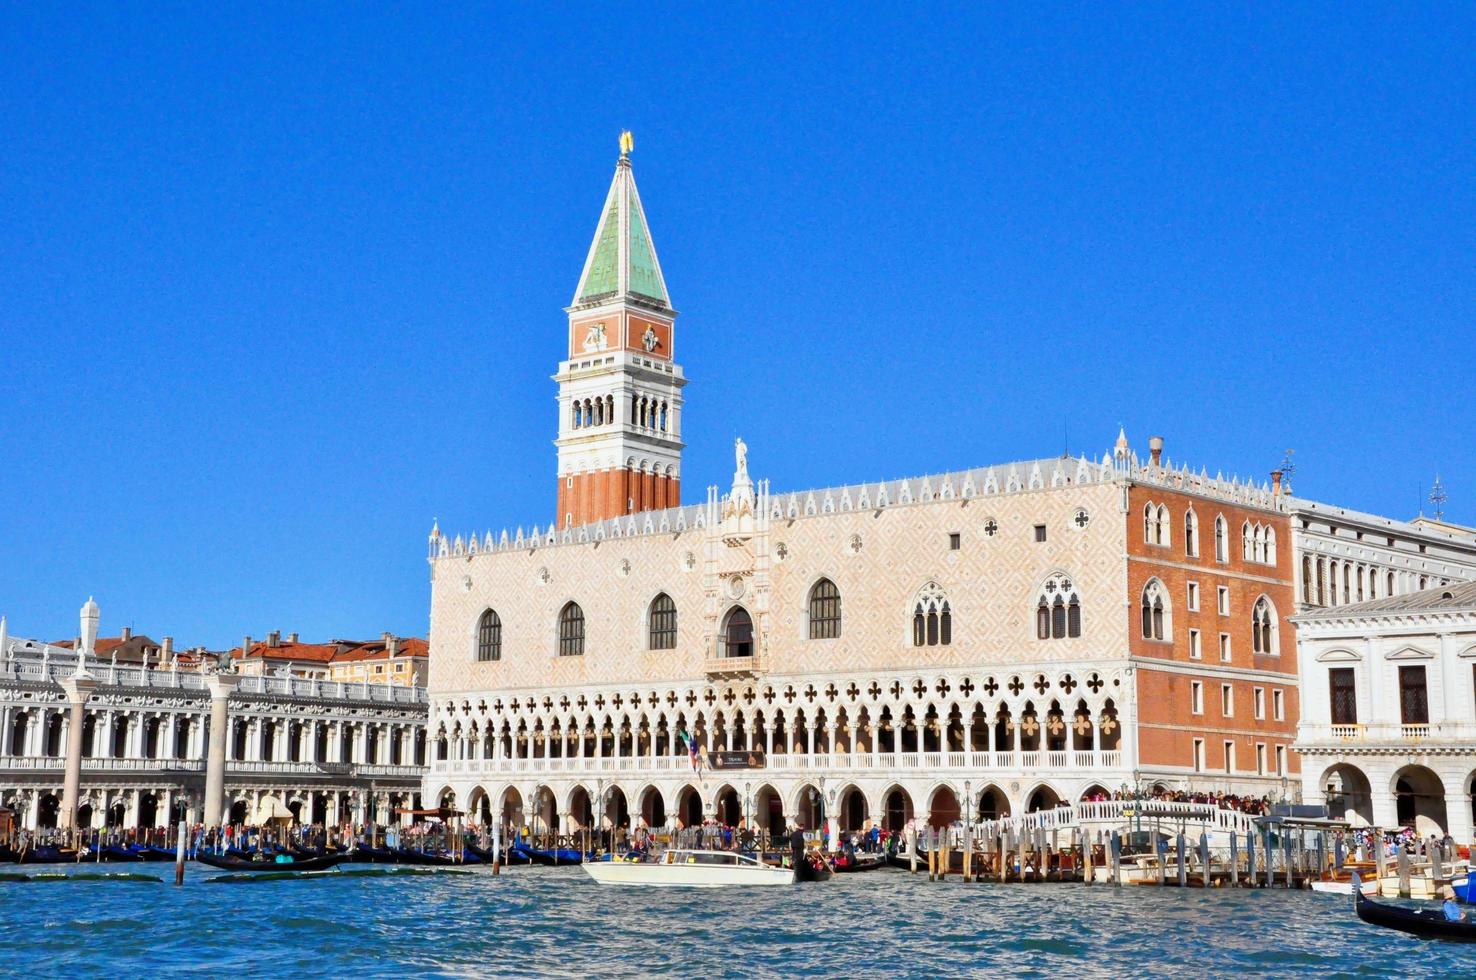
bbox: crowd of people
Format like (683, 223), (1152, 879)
(1079, 787), (1275, 815)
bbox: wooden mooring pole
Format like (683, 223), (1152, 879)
(174, 818), (186, 886)
(1229, 831), (1239, 887)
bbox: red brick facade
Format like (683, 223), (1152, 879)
(556, 467), (680, 528)
(1125, 484), (1300, 781)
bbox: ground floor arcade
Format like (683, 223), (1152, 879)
(1300, 753), (1476, 843)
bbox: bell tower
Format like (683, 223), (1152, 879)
(555, 133), (687, 528)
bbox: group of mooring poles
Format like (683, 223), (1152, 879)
(912, 821), (1330, 888)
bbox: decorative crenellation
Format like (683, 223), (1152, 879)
(431, 444), (1287, 563)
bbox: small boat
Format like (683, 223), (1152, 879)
(393, 848), (481, 866)
(100, 844), (145, 863)
(794, 856), (833, 882)
(583, 849), (794, 888)
(16, 845), (78, 864)
(136, 845), (179, 863)
(1452, 877), (1473, 904)
(1311, 877), (1378, 896)
(832, 850), (887, 873)
(1351, 873), (1476, 942)
(196, 851), (344, 873)
(514, 844), (589, 866)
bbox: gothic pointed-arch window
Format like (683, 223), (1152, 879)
(1036, 574), (1081, 640)
(648, 593), (677, 651)
(475, 608), (502, 662)
(1184, 508), (1199, 557)
(807, 578), (842, 639)
(558, 601), (585, 657)
(571, 402), (582, 429)
(1251, 596), (1278, 655)
(1140, 579), (1170, 641)
(912, 581), (951, 647)
(1214, 515), (1228, 562)
(721, 606), (754, 658)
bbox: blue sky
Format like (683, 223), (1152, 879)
(2, 5), (1472, 648)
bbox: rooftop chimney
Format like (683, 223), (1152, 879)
(388, 635), (400, 657)
(1148, 435), (1164, 466)
(243, 635), (253, 657)
(267, 630), (281, 648)
(162, 636), (173, 658)
(287, 632), (298, 644)
(1271, 469), (1283, 495)
(121, 626), (132, 642)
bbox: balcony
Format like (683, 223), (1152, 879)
(703, 650), (767, 678)
(430, 749), (1123, 777)
(1298, 721), (1476, 750)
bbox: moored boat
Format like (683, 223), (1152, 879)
(832, 851), (887, 873)
(515, 844), (588, 866)
(582, 849), (794, 888)
(196, 851), (344, 873)
(1351, 873), (1476, 942)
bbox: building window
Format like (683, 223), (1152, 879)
(1223, 741), (1235, 773)
(1256, 743), (1267, 775)
(1221, 684), (1233, 717)
(557, 601), (585, 657)
(1253, 686), (1266, 720)
(913, 581), (952, 646)
(648, 593), (677, 650)
(1190, 681), (1203, 715)
(1187, 581), (1200, 611)
(721, 606), (754, 658)
(1218, 633), (1231, 662)
(1217, 586), (1230, 616)
(1214, 515), (1228, 562)
(807, 578), (842, 639)
(1036, 574), (1081, 640)
(1033, 524), (1047, 543)
(1140, 579), (1170, 641)
(1275, 745), (1286, 776)
(1142, 503), (1169, 546)
(1398, 665), (1428, 725)
(1189, 629), (1202, 659)
(1273, 688), (1284, 721)
(1184, 509), (1199, 557)
(1251, 596), (1278, 655)
(948, 532), (961, 551)
(1192, 738), (1205, 772)
(475, 608), (502, 662)
(1328, 669), (1356, 725)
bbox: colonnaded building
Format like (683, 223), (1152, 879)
(0, 603), (428, 831)
(423, 138), (1476, 840)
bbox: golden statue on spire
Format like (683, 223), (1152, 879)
(619, 130), (634, 157)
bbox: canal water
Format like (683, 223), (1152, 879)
(0, 866), (1463, 976)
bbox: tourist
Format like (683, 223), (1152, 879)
(1441, 885), (1466, 922)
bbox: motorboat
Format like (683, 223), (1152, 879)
(582, 849), (794, 888)
(1310, 876), (1378, 896)
(1352, 873), (1476, 942)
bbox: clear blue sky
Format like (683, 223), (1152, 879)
(3, 5), (1473, 648)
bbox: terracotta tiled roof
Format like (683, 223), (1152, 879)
(1298, 580), (1476, 619)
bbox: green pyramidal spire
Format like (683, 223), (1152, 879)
(571, 134), (671, 309)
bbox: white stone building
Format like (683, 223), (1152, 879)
(0, 608), (427, 831)
(1293, 580), (1476, 843)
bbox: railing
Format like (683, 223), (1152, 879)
(430, 748), (1130, 776)
(1299, 722), (1475, 745)
(0, 655), (426, 705)
(982, 798), (1261, 840)
(702, 651), (768, 676)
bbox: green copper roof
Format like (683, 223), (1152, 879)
(579, 194), (621, 301)
(573, 158), (670, 308)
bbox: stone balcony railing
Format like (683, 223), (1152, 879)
(430, 749), (1124, 777)
(1297, 722), (1476, 748)
(0, 659), (426, 705)
(702, 650), (767, 678)
(0, 755), (425, 781)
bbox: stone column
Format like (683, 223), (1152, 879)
(59, 675), (96, 831)
(203, 674), (239, 826)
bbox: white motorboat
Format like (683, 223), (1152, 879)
(1309, 877), (1378, 896)
(581, 849), (795, 888)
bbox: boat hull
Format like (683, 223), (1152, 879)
(1353, 874), (1476, 942)
(196, 852), (344, 873)
(583, 859), (794, 888)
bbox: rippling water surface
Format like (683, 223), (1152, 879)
(0, 865), (1463, 977)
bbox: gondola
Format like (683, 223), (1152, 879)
(793, 856), (833, 882)
(393, 848), (481, 866)
(100, 844), (145, 862)
(1351, 873), (1476, 942)
(465, 841), (530, 865)
(832, 851), (887, 873)
(15, 845), (78, 864)
(196, 851), (344, 873)
(514, 844), (588, 866)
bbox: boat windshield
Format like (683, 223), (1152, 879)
(663, 850), (755, 866)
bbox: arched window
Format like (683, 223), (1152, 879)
(1143, 504), (1155, 543)
(475, 608), (501, 662)
(1214, 515), (1228, 562)
(1251, 596), (1278, 655)
(1140, 579), (1170, 641)
(808, 578), (842, 639)
(1036, 574), (1081, 640)
(1184, 508), (1199, 557)
(558, 602), (585, 657)
(1302, 556), (1314, 603)
(721, 607), (754, 658)
(648, 593), (677, 650)
(912, 581), (951, 647)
